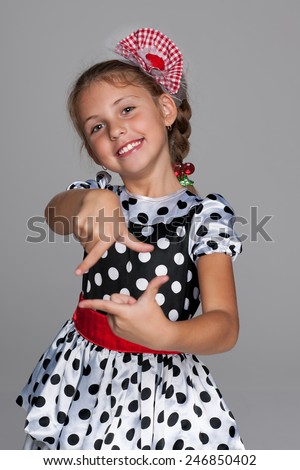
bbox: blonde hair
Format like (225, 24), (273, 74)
(68, 60), (192, 164)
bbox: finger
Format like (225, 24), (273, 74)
(110, 293), (137, 305)
(78, 298), (126, 316)
(120, 231), (154, 253)
(140, 275), (170, 301)
(75, 241), (111, 275)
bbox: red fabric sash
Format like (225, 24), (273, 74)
(72, 294), (179, 354)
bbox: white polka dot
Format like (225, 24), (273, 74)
(86, 280), (91, 293)
(108, 267), (119, 280)
(184, 298), (190, 310)
(120, 288), (130, 295)
(141, 226), (154, 237)
(193, 287), (200, 300)
(187, 270), (193, 282)
(155, 264), (168, 276)
(115, 242), (126, 253)
(168, 309), (179, 321)
(102, 250), (108, 258)
(174, 253), (185, 265)
(103, 294), (110, 300)
(136, 278), (149, 291)
(157, 237), (170, 249)
(138, 252), (151, 263)
(171, 281), (182, 293)
(94, 273), (102, 286)
(126, 261), (132, 273)
(176, 226), (186, 237)
(155, 293), (165, 306)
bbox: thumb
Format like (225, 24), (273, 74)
(140, 275), (169, 302)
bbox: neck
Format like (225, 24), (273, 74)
(122, 165), (183, 198)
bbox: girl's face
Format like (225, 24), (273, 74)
(77, 81), (176, 182)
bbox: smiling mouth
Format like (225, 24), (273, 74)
(116, 139), (144, 157)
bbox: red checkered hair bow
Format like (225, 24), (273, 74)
(115, 28), (183, 95)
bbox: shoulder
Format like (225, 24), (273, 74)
(66, 171), (122, 194)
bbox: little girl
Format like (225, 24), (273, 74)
(17, 28), (244, 450)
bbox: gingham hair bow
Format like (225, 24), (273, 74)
(115, 28), (183, 95)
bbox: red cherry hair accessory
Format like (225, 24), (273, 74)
(173, 162), (195, 187)
(115, 28), (183, 95)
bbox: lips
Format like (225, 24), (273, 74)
(116, 139), (144, 157)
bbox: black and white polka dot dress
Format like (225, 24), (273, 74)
(17, 172), (244, 450)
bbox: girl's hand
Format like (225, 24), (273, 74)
(74, 189), (153, 275)
(78, 275), (176, 351)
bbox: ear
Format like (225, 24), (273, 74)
(158, 94), (178, 126)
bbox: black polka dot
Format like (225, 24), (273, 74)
(176, 392), (186, 404)
(156, 438), (165, 449)
(16, 395), (23, 407)
(131, 372), (138, 384)
(199, 432), (209, 444)
(210, 417), (222, 429)
(181, 419), (192, 431)
(42, 358), (50, 369)
(122, 200), (129, 211)
(210, 212), (222, 220)
(141, 387), (151, 400)
(173, 439), (184, 449)
(207, 240), (218, 250)
(157, 410), (164, 423)
(34, 396), (46, 408)
(57, 411), (66, 424)
(72, 359), (80, 370)
(86, 424), (92, 436)
(68, 434), (79, 446)
(126, 428), (135, 441)
(141, 416), (151, 429)
(43, 437), (55, 444)
(88, 384), (99, 395)
(193, 404), (202, 417)
(200, 391), (211, 403)
(229, 426), (236, 438)
(83, 365), (91, 376)
(64, 385), (75, 397)
(104, 433), (114, 445)
(74, 389), (80, 401)
(197, 225), (208, 237)
(100, 411), (109, 423)
(94, 439), (103, 450)
(207, 193), (217, 200)
(218, 444), (229, 450)
(128, 400), (138, 412)
(172, 365), (181, 377)
(165, 385), (174, 399)
(39, 416), (50, 427)
(137, 212), (148, 223)
(50, 374), (60, 385)
(128, 197), (138, 205)
(167, 412), (179, 427)
(42, 373), (49, 384)
(64, 349), (71, 361)
(224, 205), (234, 215)
(79, 409), (91, 420)
(122, 378), (129, 390)
(157, 206), (169, 215)
(177, 200), (187, 209)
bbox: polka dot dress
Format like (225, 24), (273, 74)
(17, 173), (244, 450)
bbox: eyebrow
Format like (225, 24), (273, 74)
(84, 95), (140, 124)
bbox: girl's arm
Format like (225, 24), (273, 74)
(165, 253), (240, 355)
(79, 253), (240, 355)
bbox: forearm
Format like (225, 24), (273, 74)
(165, 309), (239, 355)
(44, 190), (87, 234)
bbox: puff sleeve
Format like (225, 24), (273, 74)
(66, 171), (112, 190)
(190, 193), (242, 262)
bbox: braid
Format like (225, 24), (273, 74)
(169, 98), (192, 164)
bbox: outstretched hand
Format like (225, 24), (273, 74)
(78, 275), (177, 351)
(74, 189), (153, 275)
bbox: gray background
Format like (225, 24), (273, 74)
(0, 0), (299, 450)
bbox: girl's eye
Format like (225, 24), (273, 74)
(91, 124), (103, 134)
(122, 106), (135, 114)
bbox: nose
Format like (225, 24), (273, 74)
(108, 121), (126, 140)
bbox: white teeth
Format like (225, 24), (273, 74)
(118, 140), (141, 155)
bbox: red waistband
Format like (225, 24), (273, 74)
(72, 294), (179, 354)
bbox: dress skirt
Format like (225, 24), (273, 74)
(17, 319), (244, 450)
